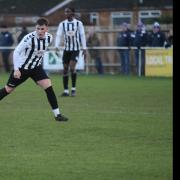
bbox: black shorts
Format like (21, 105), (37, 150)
(62, 50), (80, 64)
(7, 66), (49, 88)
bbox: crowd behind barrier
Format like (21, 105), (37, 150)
(0, 22), (173, 76)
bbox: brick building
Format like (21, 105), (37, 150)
(0, 0), (173, 27)
(0, 0), (173, 74)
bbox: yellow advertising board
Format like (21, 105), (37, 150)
(145, 48), (173, 77)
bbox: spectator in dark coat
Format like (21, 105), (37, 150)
(117, 22), (132, 75)
(17, 26), (29, 43)
(0, 25), (14, 72)
(132, 22), (148, 75)
(148, 22), (167, 47)
(87, 27), (104, 74)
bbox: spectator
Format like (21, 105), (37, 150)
(132, 22), (148, 75)
(117, 22), (132, 75)
(87, 27), (104, 74)
(17, 26), (29, 43)
(0, 25), (14, 72)
(148, 22), (167, 47)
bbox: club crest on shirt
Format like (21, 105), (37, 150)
(67, 31), (76, 37)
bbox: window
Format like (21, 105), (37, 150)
(15, 17), (23, 24)
(111, 12), (132, 26)
(75, 12), (81, 19)
(139, 10), (161, 24)
(90, 13), (99, 25)
(141, 12), (149, 16)
(15, 16), (39, 24)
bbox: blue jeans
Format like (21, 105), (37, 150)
(119, 49), (130, 75)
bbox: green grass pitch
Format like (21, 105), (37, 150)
(0, 74), (172, 180)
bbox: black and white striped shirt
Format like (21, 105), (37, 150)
(13, 31), (52, 70)
(55, 18), (86, 51)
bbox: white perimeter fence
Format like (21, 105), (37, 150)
(0, 46), (173, 77)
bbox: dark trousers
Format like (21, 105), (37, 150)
(95, 57), (104, 74)
(119, 49), (130, 75)
(134, 49), (145, 76)
(2, 51), (11, 72)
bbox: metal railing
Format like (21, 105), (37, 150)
(0, 46), (173, 76)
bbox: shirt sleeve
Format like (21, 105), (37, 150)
(13, 35), (31, 70)
(79, 21), (87, 49)
(55, 23), (63, 49)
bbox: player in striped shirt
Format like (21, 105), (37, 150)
(55, 7), (87, 97)
(0, 18), (68, 122)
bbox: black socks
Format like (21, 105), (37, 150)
(62, 71), (77, 90)
(45, 86), (58, 109)
(63, 74), (69, 90)
(71, 72), (77, 88)
(0, 88), (9, 100)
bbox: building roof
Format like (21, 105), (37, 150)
(53, 0), (173, 13)
(68, 0), (135, 11)
(0, 0), (173, 15)
(0, 0), (63, 15)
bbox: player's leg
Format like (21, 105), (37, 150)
(61, 63), (70, 96)
(0, 71), (16, 100)
(0, 85), (15, 100)
(0, 69), (28, 100)
(32, 67), (68, 121)
(37, 79), (68, 121)
(61, 51), (70, 96)
(69, 60), (77, 97)
(69, 51), (79, 97)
